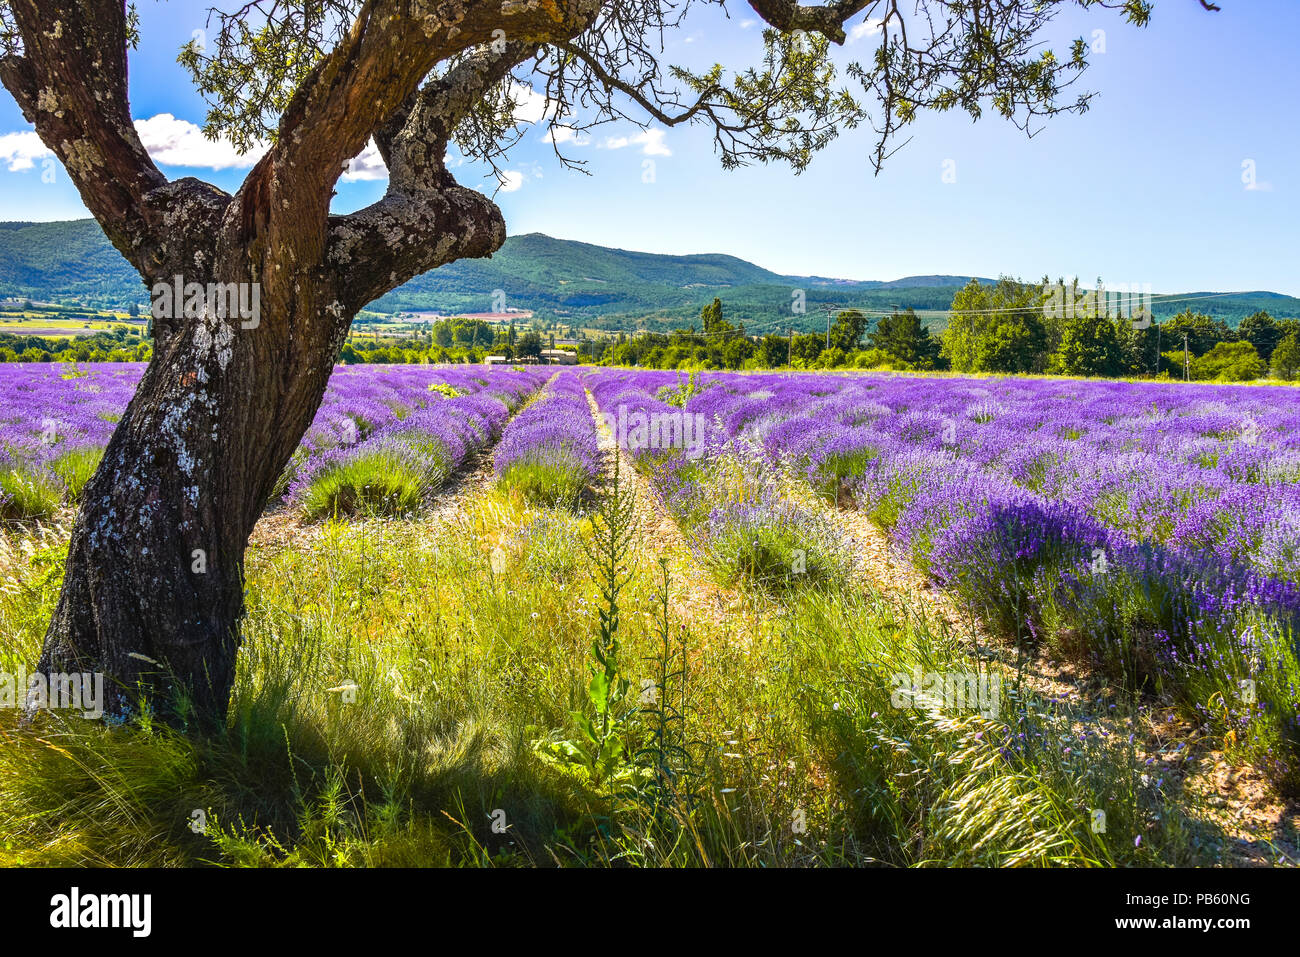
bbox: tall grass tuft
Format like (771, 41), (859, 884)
(0, 465), (62, 523)
(298, 444), (438, 519)
(51, 446), (104, 502)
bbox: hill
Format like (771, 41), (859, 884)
(2, 220), (1297, 334)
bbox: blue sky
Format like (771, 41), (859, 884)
(1, 1), (1296, 294)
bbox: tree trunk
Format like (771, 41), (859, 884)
(39, 232), (349, 725)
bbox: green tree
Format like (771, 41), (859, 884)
(869, 309), (942, 369)
(1190, 341), (1266, 382)
(941, 279), (990, 372)
(977, 318), (1044, 374)
(944, 278), (1047, 373)
(828, 308), (868, 352)
(817, 346), (848, 368)
(517, 330), (543, 359)
(1162, 309), (1233, 357)
(722, 335), (754, 369)
(1049, 313), (1123, 377)
(790, 332), (825, 366)
(700, 297), (736, 339)
(758, 333), (788, 367)
(1238, 310), (1281, 361)
(1115, 318), (1160, 377)
(1271, 332), (1300, 381)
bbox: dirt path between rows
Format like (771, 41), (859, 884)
(584, 388), (739, 629)
(824, 497), (1087, 701)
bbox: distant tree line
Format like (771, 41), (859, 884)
(4, 284), (1298, 383)
(939, 277), (1300, 382)
(597, 287), (1300, 383)
(338, 317), (570, 365)
(589, 297), (945, 372)
(0, 327), (150, 363)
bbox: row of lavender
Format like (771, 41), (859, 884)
(289, 365), (549, 518)
(0, 362), (549, 521)
(586, 368), (1300, 791)
(493, 370), (601, 507)
(586, 369), (852, 587)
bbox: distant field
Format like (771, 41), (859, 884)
(0, 313), (141, 338)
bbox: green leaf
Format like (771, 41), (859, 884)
(588, 671), (610, 714)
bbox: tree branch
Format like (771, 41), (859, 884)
(0, 0), (168, 274)
(556, 40), (714, 127)
(745, 0), (881, 43)
(326, 177), (505, 316)
(325, 41), (542, 314)
(260, 1), (601, 262)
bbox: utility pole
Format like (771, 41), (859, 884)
(787, 327), (794, 367)
(825, 307), (833, 351)
(1154, 319), (1161, 378)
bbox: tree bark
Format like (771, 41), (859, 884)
(39, 292), (345, 723)
(39, 179), (503, 724)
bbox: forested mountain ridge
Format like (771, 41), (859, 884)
(2, 220), (1296, 332)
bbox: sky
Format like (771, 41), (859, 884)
(1, 1), (1297, 294)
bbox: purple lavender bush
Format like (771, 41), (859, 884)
(0, 363), (551, 522)
(290, 366), (549, 518)
(494, 371), (601, 508)
(0, 362), (142, 520)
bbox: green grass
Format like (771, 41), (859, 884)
(298, 448), (435, 520)
(498, 458), (590, 510)
(696, 506), (849, 591)
(2, 463), (1275, 867)
(808, 446), (878, 504)
(50, 446), (104, 501)
(0, 465), (63, 523)
(651, 449), (853, 593)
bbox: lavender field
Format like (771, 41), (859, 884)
(590, 369), (1300, 789)
(2, 362), (1298, 867)
(0, 363), (550, 521)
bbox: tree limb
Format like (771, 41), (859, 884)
(326, 41), (540, 313)
(0, 0), (167, 274)
(745, 0), (882, 43)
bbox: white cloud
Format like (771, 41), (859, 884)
(140, 114), (385, 182)
(548, 125), (592, 147)
(848, 18), (884, 43)
(498, 170), (525, 192)
(342, 138), (388, 181)
(740, 19), (757, 29)
(602, 128), (671, 157)
(0, 131), (52, 171)
(133, 113), (267, 170)
(510, 83), (548, 125)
